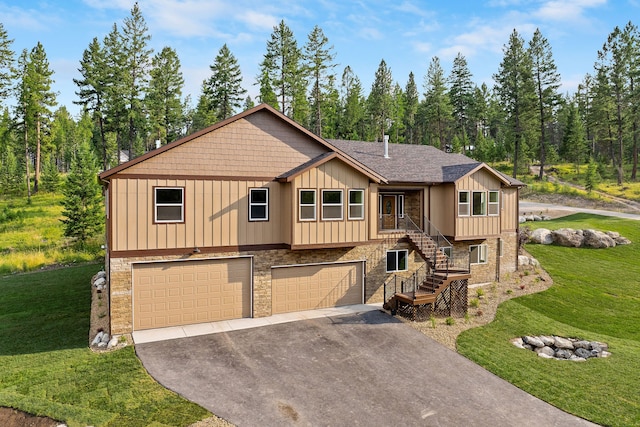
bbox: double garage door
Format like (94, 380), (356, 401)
(132, 258), (364, 331)
(133, 257), (252, 331)
(271, 261), (364, 314)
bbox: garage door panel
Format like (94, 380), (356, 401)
(272, 262), (363, 315)
(133, 258), (251, 331)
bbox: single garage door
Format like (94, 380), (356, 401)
(133, 257), (251, 330)
(271, 261), (363, 314)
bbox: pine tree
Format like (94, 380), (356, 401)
(448, 53), (475, 149)
(560, 98), (588, 171)
(203, 44), (246, 120)
(304, 25), (336, 136)
(61, 140), (103, 245)
(259, 20), (305, 118)
(367, 59), (393, 142)
(584, 157), (600, 192)
(404, 72), (419, 144)
(40, 154), (60, 192)
(0, 23), (14, 105)
(338, 66), (365, 140)
(529, 28), (561, 179)
(102, 24), (128, 163)
(423, 56), (452, 150)
(494, 29), (536, 177)
(147, 46), (185, 145)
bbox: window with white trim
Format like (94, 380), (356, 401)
(488, 190), (500, 216)
(348, 189), (365, 220)
(322, 190), (343, 220)
(472, 191), (486, 216)
(154, 187), (184, 223)
(249, 188), (269, 221)
(458, 191), (470, 216)
(299, 189), (316, 221)
(469, 244), (488, 264)
(386, 249), (409, 272)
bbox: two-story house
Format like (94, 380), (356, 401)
(99, 104), (524, 335)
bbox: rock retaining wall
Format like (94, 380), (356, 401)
(512, 335), (610, 361)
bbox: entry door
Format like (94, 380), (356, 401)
(381, 195), (397, 229)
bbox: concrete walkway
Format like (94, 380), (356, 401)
(132, 303), (383, 344)
(521, 200), (640, 221)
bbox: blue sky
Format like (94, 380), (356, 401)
(0, 0), (636, 117)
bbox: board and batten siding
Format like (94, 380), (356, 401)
(122, 111), (328, 178)
(111, 178), (283, 251)
(429, 184), (455, 237)
(500, 187), (519, 231)
(454, 169), (502, 239)
(292, 158), (369, 246)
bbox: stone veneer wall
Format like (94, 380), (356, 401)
(109, 239), (419, 334)
(451, 231), (518, 284)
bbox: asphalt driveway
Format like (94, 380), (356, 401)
(136, 310), (596, 426)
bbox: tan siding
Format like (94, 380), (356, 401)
(430, 184), (455, 236)
(454, 169), (503, 239)
(110, 177), (285, 251)
(501, 187), (518, 231)
(292, 158), (369, 246)
(123, 111), (328, 178)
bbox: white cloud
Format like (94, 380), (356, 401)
(533, 0), (607, 24)
(236, 11), (279, 32)
(0, 4), (58, 32)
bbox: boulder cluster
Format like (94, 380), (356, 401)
(529, 228), (631, 248)
(512, 335), (611, 361)
(92, 270), (107, 292)
(91, 330), (119, 349)
(519, 213), (551, 223)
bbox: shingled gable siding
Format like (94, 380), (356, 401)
(121, 111), (328, 178)
(108, 241), (415, 334)
(292, 158), (370, 246)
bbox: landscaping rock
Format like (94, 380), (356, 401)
(91, 331), (104, 346)
(554, 336), (574, 349)
(108, 336), (119, 349)
(518, 255), (530, 266)
(552, 228), (584, 247)
(510, 337), (525, 349)
(582, 229), (616, 248)
(540, 335), (555, 346)
(536, 346), (555, 357)
(555, 348), (573, 359)
(531, 228), (553, 245)
(523, 336), (545, 348)
(575, 348), (591, 359)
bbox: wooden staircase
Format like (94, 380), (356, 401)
(405, 230), (448, 271)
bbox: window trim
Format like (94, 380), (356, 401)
(298, 189), (316, 221)
(386, 249), (409, 273)
(472, 191), (486, 216)
(469, 244), (488, 265)
(348, 189), (365, 220)
(154, 187), (184, 224)
(249, 188), (269, 222)
(488, 190), (500, 216)
(458, 191), (470, 217)
(321, 189), (343, 221)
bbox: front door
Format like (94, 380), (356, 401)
(381, 195), (397, 229)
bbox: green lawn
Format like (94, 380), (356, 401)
(458, 214), (640, 426)
(0, 193), (103, 274)
(0, 264), (210, 427)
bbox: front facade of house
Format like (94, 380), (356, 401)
(100, 104), (523, 335)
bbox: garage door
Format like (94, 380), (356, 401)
(133, 257), (251, 330)
(271, 262), (363, 315)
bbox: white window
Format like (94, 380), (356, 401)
(348, 189), (365, 220)
(299, 189), (316, 221)
(472, 191), (486, 216)
(469, 244), (488, 264)
(249, 188), (269, 221)
(154, 187), (184, 223)
(488, 190), (500, 216)
(458, 191), (470, 216)
(322, 190), (343, 220)
(386, 249), (408, 272)
(440, 246), (452, 258)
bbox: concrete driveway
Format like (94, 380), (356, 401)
(136, 310), (596, 426)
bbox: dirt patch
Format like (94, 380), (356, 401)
(0, 408), (61, 427)
(404, 255), (553, 351)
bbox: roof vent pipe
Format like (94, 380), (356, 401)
(383, 134), (389, 159)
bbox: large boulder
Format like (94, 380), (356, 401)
(530, 228), (553, 245)
(552, 228), (584, 247)
(606, 231), (631, 245)
(582, 229), (616, 248)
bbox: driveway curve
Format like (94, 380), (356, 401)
(136, 310), (596, 426)
(521, 200), (640, 221)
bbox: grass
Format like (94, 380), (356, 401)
(458, 214), (640, 426)
(0, 193), (103, 274)
(0, 264), (211, 427)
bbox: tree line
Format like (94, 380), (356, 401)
(1, 2), (639, 206)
